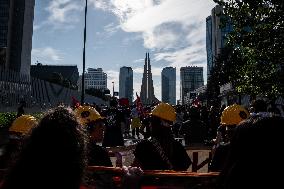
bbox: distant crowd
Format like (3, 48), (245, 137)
(0, 98), (283, 188)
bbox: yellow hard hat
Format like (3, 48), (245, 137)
(74, 105), (104, 126)
(9, 115), (38, 136)
(221, 104), (249, 126)
(151, 103), (176, 122)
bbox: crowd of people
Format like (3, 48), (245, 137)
(0, 98), (283, 188)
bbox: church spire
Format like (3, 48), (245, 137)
(140, 52), (156, 105)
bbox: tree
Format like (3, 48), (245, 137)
(214, 0), (284, 99)
(207, 47), (235, 106)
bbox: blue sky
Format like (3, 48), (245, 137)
(31, 0), (216, 101)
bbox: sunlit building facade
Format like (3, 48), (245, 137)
(85, 68), (107, 90)
(180, 66), (204, 105)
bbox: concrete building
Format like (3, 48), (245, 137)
(161, 67), (176, 105)
(140, 52), (157, 105)
(84, 68), (107, 90)
(0, 0), (35, 76)
(119, 66), (133, 104)
(30, 63), (79, 86)
(180, 66), (204, 104)
(206, 5), (233, 80)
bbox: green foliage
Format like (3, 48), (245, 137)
(0, 112), (43, 128)
(32, 112), (44, 120)
(213, 0), (284, 98)
(207, 47), (235, 106)
(0, 112), (17, 128)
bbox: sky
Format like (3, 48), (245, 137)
(31, 0), (216, 101)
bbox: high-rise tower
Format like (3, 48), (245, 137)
(0, 0), (35, 75)
(180, 66), (204, 105)
(206, 5), (233, 80)
(140, 52), (156, 105)
(119, 66), (133, 104)
(162, 67), (176, 105)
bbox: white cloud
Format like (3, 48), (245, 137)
(143, 28), (178, 50)
(154, 45), (207, 68)
(32, 47), (63, 63)
(133, 75), (143, 98)
(133, 66), (161, 76)
(133, 58), (144, 63)
(93, 0), (215, 100)
(103, 23), (120, 37)
(105, 70), (119, 91)
(94, 0), (215, 63)
(42, 0), (83, 30)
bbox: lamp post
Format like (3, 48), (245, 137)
(112, 81), (114, 97)
(81, 0), (87, 104)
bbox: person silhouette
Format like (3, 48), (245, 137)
(1, 106), (87, 189)
(132, 103), (191, 171)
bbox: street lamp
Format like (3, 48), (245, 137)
(81, 0), (87, 105)
(112, 81), (114, 97)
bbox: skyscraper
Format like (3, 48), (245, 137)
(140, 52), (156, 105)
(206, 5), (233, 80)
(0, 0), (35, 75)
(206, 16), (213, 80)
(180, 66), (204, 105)
(161, 67), (176, 105)
(119, 66), (133, 104)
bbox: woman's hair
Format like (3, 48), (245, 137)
(2, 106), (87, 189)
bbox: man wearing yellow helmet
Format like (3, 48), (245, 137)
(209, 104), (249, 171)
(132, 103), (191, 171)
(74, 105), (112, 167)
(0, 115), (37, 169)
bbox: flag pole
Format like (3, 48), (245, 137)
(81, 0), (87, 104)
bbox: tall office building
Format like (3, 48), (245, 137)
(180, 66), (204, 104)
(0, 0), (35, 75)
(119, 66), (133, 103)
(84, 68), (107, 90)
(206, 5), (233, 80)
(140, 52), (157, 105)
(161, 67), (176, 105)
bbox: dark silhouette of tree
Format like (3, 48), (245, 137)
(213, 0), (284, 99)
(207, 47), (236, 106)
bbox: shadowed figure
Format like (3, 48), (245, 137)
(1, 107), (87, 189)
(132, 103), (191, 171)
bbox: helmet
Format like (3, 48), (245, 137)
(151, 103), (176, 122)
(74, 105), (104, 126)
(221, 104), (249, 126)
(9, 115), (37, 136)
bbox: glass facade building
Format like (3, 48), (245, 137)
(161, 67), (176, 105)
(206, 5), (233, 80)
(180, 66), (204, 104)
(119, 66), (133, 103)
(0, 0), (35, 75)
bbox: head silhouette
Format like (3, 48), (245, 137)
(2, 106), (87, 189)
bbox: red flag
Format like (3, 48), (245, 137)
(71, 96), (80, 108)
(135, 92), (144, 117)
(192, 98), (201, 107)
